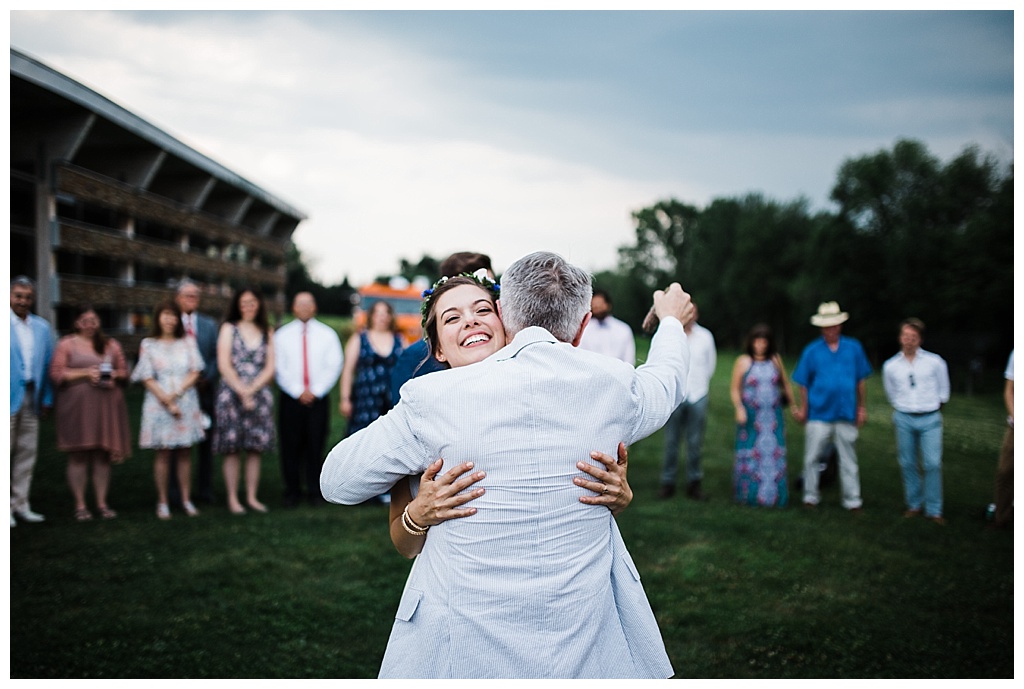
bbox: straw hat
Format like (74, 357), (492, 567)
(810, 301), (849, 327)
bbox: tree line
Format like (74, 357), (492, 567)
(290, 138), (1013, 388)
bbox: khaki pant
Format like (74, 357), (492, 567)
(802, 420), (863, 509)
(10, 388), (39, 513)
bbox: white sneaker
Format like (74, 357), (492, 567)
(14, 509), (45, 523)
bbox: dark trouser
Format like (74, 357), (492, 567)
(279, 393), (330, 503)
(168, 382), (215, 505)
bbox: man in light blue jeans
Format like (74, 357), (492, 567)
(882, 318), (950, 524)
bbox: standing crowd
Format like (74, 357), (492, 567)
(9, 276), (393, 524)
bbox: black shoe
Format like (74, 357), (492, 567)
(686, 480), (708, 501)
(283, 495), (300, 508)
(657, 484), (675, 499)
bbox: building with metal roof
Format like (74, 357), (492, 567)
(10, 47), (307, 353)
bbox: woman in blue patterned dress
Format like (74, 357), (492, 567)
(730, 324), (797, 507)
(340, 300), (404, 436)
(213, 287), (275, 515)
(131, 300), (206, 519)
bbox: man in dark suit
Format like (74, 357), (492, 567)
(175, 280), (220, 504)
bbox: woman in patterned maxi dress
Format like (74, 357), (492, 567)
(213, 287), (275, 515)
(730, 324), (797, 507)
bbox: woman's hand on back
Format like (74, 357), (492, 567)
(575, 442), (632, 515)
(406, 458), (486, 527)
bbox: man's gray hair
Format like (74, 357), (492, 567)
(500, 251), (592, 342)
(176, 279), (200, 295)
(11, 275), (35, 290)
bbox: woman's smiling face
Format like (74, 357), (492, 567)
(433, 284), (506, 369)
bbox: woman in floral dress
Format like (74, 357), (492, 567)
(340, 300), (403, 436)
(131, 300), (206, 520)
(212, 287), (275, 515)
(730, 324), (797, 507)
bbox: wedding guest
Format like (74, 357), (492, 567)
(274, 292), (343, 507)
(10, 276), (55, 527)
(50, 306), (131, 521)
(131, 300), (206, 520)
(175, 280), (220, 504)
(341, 300), (403, 437)
(213, 287), (275, 515)
(730, 324), (796, 508)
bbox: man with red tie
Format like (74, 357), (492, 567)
(274, 292), (343, 507)
(175, 280), (220, 505)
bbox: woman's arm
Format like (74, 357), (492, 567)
(248, 328), (276, 393)
(388, 459), (486, 559)
(339, 334), (361, 418)
(141, 377), (182, 418)
(575, 443), (632, 515)
(730, 355), (751, 424)
(217, 324), (248, 396)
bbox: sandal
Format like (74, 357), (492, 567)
(156, 503), (171, 520)
(74, 508), (93, 522)
(98, 506), (117, 520)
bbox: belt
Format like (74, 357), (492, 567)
(23, 381), (35, 390)
(899, 409), (939, 416)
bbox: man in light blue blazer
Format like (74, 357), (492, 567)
(322, 252), (694, 678)
(10, 276), (55, 527)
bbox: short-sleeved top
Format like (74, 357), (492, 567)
(792, 335), (872, 423)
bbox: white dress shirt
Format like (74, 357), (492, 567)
(882, 348), (950, 413)
(274, 317), (343, 399)
(684, 322), (716, 401)
(578, 314), (636, 365)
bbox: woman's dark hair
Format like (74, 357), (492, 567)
(743, 323), (777, 358)
(224, 286), (269, 333)
(423, 276), (499, 363)
(366, 300), (397, 334)
(150, 300), (185, 339)
(73, 305), (109, 355)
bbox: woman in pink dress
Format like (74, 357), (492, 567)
(49, 305), (131, 521)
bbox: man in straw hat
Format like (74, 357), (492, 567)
(791, 301), (873, 511)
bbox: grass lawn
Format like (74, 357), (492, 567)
(9, 336), (1014, 678)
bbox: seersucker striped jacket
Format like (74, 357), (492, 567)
(321, 317), (689, 678)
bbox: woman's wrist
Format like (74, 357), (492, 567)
(401, 505), (429, 537)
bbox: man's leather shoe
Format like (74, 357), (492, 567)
(686, 480), (708, 501)
(657, 485), (675, 499)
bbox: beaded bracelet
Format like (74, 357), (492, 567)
(401, 506), (429, 537)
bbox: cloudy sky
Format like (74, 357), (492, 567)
(9, 9), (1014, 286)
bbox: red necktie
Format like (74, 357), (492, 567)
(302, 323), (309, 389)
(185, 315), (195, 338)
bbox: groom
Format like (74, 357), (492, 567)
(321, 251), (694, 678)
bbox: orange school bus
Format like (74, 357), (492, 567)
(352, 280), (425, 345)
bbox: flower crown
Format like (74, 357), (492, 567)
(420, 268), (500, 331)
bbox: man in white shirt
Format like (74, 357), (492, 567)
(882, 318), (950, 524)
(275, 292), (343, 507)
(659, 310), (716, 500)
(578, 288), (636, 365)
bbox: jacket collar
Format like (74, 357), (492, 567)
(494, 326), (560, 361)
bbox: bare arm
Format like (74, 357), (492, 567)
(730, 355), (751, 424)
(772, 353), (798, 417)
(339, 334), (361, 418)
(1005, 378), (1014, 425)
(217, 324), (248, 396)
(856, 379), (868, 427)
(249, 328), (276, 393)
